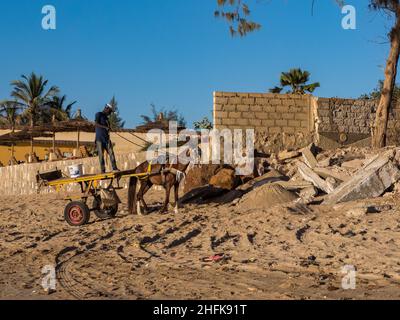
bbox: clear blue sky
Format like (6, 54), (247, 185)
(0, 0), (396, 128)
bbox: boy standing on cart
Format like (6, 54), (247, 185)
(95, 104), (120, 174)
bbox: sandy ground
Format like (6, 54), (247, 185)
(1, 187), (400, 300)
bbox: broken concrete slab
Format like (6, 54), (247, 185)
(302, 144), (318, 169)
(341, 159), (365, 170)
(298, 161), (335, 194)
(278, 150), (300, 161)
(323, 149), (400, 205)
(313, 167), (350, 183)
(274, 180), (314, 191)
(237, 169), (289, 192)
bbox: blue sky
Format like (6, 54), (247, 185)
(0, 0), (396, 128)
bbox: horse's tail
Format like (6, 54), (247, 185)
(128, 177), (138, 215)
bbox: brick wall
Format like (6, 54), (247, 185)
(214, 92), (313, 134)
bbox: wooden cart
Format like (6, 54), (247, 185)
(36, 166), (151, 226)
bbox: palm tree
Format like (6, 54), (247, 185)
(0, 101), (22, 160)
(48, 95), (76, 121)
(9, 72), (59, 154)
(269, 86), (283, 94)
(279, 68), (320, 94)
(107, 96), (125, 130)
(140, 104), (186, 128)
(0, 101), (21, 131)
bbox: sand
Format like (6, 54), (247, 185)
(237, 184), (298, 210)
(1, 187), (400, 300)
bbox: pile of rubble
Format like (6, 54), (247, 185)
(182, 145), (400, 210)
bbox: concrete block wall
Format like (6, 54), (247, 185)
(213, 92), (313, 135)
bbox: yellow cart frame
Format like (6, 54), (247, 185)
(37, 164), (153, 226)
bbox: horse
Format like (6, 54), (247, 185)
(127, 148), (199, 215)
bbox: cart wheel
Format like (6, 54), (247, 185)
(64, 202), (90, 226)
(92, 197), (119, 219)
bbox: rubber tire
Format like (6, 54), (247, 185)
(92, 197), (118, 219)
(64, 201), (91, 227)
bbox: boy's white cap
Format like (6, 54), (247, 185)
(105, 103), (115, 112)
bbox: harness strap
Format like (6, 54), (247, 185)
(138, 161), (153, 181)
(138, 161), (186, 184)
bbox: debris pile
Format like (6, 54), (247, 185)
(237, 184), (298, 211)
(182, 145), (400, 210)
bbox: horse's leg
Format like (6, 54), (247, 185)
(140, 182), (153, 212)
(136, 181), (150, 215)
(128, 177), (137, 215)
(174, 182), (179, 214)
(160, 182), (172, 213)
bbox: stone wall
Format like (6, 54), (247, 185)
(0, 152), (147, 196)
(317, 98), (375, 135)
(317, 97), (400, 147)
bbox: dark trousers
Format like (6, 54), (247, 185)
(96, 140), (118, 173)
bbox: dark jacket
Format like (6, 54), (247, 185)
(95, 112), (110, 144)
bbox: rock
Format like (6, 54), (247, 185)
(299, 186), (318, 204)
(183, 164), (219, 193)
(345, 207), (367, 218)
(209, 168), (240, 190)
(366, 204), (392, 214)
(278, 150), (300, 161)
(298, 161), (335, 194)
(237, 184), (298, 210)
(324, 149), (400, 205)
(299, 186), (318, 202)
(43, 287), (56, 295)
